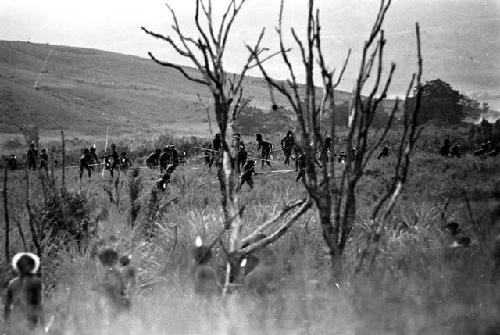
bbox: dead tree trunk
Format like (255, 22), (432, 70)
(250, 0), (423, 282)
(143, 0), (307, 292)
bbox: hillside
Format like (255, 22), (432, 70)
(0, 40), (355, 139)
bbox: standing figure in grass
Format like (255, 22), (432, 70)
(97, 248), (130, 314)
(191, 236), (221, 298)
(169, 145), (180, 167)
(440, 139), (451, 157)
(256, 134), (273, 169)
(244, 247), (278, 297)
(212, 133), (223, 168)
(295, 152), (306, 183)
(239, 160), (256, 190)
(146, 149), (161, 169)
(159, 147), (170, 172)
(7, 154), (17, 170)
(281, 130), (295, 166)
(27, 142), (38, 170)
(79, 148), (94, 180)
(39, 148), (49, 171)
(102, 144), (120, 177)
(119, 254), (137, 303)
(243, 245), (281, 327)
(3, 252), (45, 333)
(202, 142), (213, 167)
(232, 133), (247, 172)
(89, 147), (100, 167)
(119, 152), (132, 171)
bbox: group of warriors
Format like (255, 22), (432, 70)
(79, 143), (132, 179)
(439, 138), (500, 158)
(5, 142), (50, 171)
(3, 233), (279, 333)
(4, 132), (497, 195)
(199, 130), (392, 188)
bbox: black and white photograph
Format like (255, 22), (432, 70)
(0, 0), (499, 334)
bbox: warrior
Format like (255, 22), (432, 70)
(281, 130), (295, 165)
(256, 134), (273, 169)
(4, 252), (45, 332)
(27, 142), (38, 170)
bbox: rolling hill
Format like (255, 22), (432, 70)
(0, 40), (355, 140)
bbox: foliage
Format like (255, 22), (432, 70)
(37, 191), (94, 247)
(408, 78), (486, 125)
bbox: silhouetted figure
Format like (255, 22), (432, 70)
(240, 233), (268, 278)
(295, 152), (306, 183)
(233, 134), (247, 172)
(119, 254), (136, 302)
(97, 248), (130, 313)
(155, 170), (172, 191)
(27, 142), (38, 170)
(377, 146), (389, 159)
(119, 152), (132, 171)
(450, 144), (461, 158)
(440, 139), (451, 157)
(319, 136), (332, 163)
(202, 143), (212, 167)
(7, 154), (17, 170)
(239, 160), (256, 190)
(89, 147), (99, 166)
(146, 149), (161, 169)
(256, 134), (273, 169)
(159, 147), (170, 172)
(445, 222), (471, 248)
(213, 133), (222, 153)
(4, 252), (44, 333)
(281, 130), (295, 165)
(39, 148), (48, 171)
(102, 144), (119, 177)
(191, 237), (220, 298)
(79, 148), (93, 180)
(244, 247), (278, 298)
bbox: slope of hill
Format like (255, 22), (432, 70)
(0, 40), (355, 139)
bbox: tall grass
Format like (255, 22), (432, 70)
(1, 131), (500, 334)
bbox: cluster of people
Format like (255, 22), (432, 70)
(145, 145), (183, 192)
(145, 144), (181, 171)
(440, 139), (462, 158)
(79, 144), (132, 179)
(473, 140), (500, 157)
(3, 234), (279, 333)
(3, 249), (136, 333)
(192, 234), (279, 301)
(4, 142), (50, 171)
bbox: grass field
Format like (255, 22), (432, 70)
(1, 128), (500, 334)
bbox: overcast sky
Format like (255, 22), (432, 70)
(1, 0), (499, 107)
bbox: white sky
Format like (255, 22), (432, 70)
(1, 0), (499, 106)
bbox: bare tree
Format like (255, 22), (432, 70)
(249, 0), (422, 281)
(142, 0), (310, 290)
